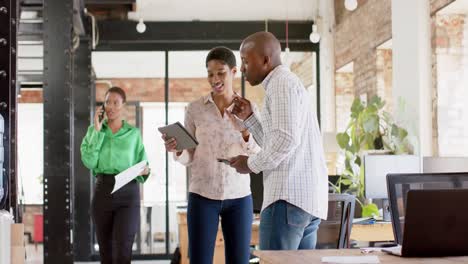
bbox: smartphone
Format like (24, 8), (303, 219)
(99, 105), (105, 122)
(217, 158), (230, 165)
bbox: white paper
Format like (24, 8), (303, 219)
(321, 256), (380, 264)
(111, 160), (147, 194)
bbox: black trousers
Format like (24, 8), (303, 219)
(91, 174), (140, 264)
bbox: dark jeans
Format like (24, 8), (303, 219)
(187, 192), (253, 264)
(91, 174), (140, 264)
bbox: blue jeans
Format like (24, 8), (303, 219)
(259, 200), (321, 250)
(187, 192), (253, 264)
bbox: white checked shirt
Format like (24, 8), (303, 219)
(244, 65), (328, 219)
(174, 94), (260, 200)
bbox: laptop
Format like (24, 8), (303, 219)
(383, 189), (468, 257)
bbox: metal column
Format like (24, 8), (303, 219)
(72, 37), (94, 261)
(43, 0), (74, 262)
(0, 0), (18, 216)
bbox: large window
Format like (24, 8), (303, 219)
(86, 47), (320, 258)
(17, 103), (44, 204)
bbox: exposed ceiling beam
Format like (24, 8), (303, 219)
(84, 0), (135, 19)
(96, 20), (318, 51)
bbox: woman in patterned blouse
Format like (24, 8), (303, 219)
(162, 47), (259, 264)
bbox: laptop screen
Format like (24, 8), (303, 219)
(387, 173), (468, 244)
(402, 189), (468, 257)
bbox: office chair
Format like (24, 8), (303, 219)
(386, 172), (468, 245)
(316, 194), (355, 249)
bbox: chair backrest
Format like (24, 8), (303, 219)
(386, 172), (468, 245)
(316, 194), (355, 249)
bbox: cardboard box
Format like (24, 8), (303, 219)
(11, 246), (25, 264)
(11, 224), (24, 246)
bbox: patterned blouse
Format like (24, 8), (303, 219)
(174, 93), (259, 200)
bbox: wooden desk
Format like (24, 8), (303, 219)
(254, 249), (468, 264)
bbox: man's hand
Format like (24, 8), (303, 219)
(229, 155), (252, 174)
(225, 110), (246, 131)
(230, 94), (253, 121)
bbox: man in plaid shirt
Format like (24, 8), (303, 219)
(229, 31), (328, 250)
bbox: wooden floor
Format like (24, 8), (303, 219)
(25, 244), (170, 264)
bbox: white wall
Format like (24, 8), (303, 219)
(392, 0), (433, 156)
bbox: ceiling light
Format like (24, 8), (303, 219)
(344, 0), (358, 11)
(309, 24), (320, 43)
(136, 18), (146, 34)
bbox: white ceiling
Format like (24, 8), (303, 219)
(128, 0), (317, 21)
(438, 0), (468, 14)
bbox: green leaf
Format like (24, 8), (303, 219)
(342, 169), (354, 178)
(398, 128), (408, 139)
(391, 124), (399, 137)
(362, 203), (379, 218)
(361, 134), (374, 149)
(340, 179), (353, 185)
(336, 133), (350, 149)
(351, 98), (364, 117)
(365, 104), (378, 115)
(363, 115), (379, 134)
(345, 150), (355, 161)
(382, 111), (393, 124)
(355, 155), (362, 167)
(369, 95), (385, 109)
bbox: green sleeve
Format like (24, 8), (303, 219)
(80, 126), (106, 171)
(135, 129), (150, 183)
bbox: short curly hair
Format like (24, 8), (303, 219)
(205, 46), (236, 69)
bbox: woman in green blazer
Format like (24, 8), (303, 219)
(81, 86), (149, 264)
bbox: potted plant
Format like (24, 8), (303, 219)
(332, 95), (413, 217)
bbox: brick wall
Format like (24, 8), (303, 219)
(290, 52), (317, 113)
(335, 0), (392, 98)
(376, 49), (393, 113)
(433, 13), (468, 156)
(431, 0), (457, 14)
(334, 0), (369, 25)
(19, 90), (42, 103)
(291, 52), (315, 88)
(334, 0), (457, 155)
(334, 0), (454, 96)
(96, 77), (269, 111)
(96, 78), (230, 102)
(335, 72), (354, 132)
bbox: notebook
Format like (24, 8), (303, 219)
(158, 122), (198, 151)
